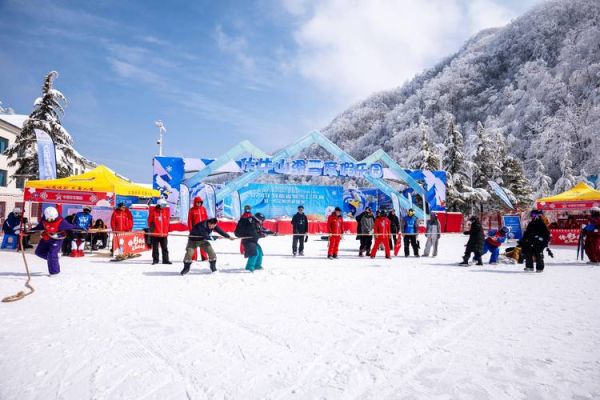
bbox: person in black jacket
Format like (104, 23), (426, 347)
(519, 210), (551, 272)
(235, 212), (275, 272)
(291, 205), (308, 256)
(387, 209), (400, 250)
(61, 213), (77, 256)
(459, 215), (484, 266)
(357, 207), (375, 256)
(181, 218), (234, 275)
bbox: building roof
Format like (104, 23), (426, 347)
(0, 114), (28, 129)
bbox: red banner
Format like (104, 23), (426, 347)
(112, 232), (151, 255)
(537, 200), (600, 210)
(550, 229), (580, 246)
(24, 188), (114, 207)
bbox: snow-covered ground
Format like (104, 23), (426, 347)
(1, 234), (599, 400)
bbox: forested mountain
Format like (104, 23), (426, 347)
(322, 0), (600, 209)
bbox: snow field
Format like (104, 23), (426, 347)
(0, 234), (599, 400)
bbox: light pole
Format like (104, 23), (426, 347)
(155, 120), (166, 156)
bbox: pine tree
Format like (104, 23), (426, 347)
(473, 122), (496, 189)
(502, 156), (533, 207)
(574, 168), (591, 186)
(412, 118), (440, 170)
(553, 157), (575, 194)
(531, 159), (552, 199)
(4, 71), (87, 178)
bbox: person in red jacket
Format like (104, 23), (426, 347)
(327, 207), (343, 259)
(110, 202), (134, 257)
(584, 207), (600, 264)
(370, 209), (391, 259)
(147, 198), (171, 265)
(188, 196), (209, 261)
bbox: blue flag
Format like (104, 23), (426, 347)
(35, 129), (57, 180)
(488, 180), (514, 210)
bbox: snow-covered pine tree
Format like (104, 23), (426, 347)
(531, 159), (552, 199)
(553, 157), (576, 194)
(5, 71), (87, 179)
(412, 118), (440, 170)
(502, 156), (533, 207)
(574, 168), (591, 186)
(443, 120), (485, 212)
(0, 100), (15, 115)
(473, 121), (496, 189)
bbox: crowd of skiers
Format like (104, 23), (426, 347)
(5, 198), (600, 276)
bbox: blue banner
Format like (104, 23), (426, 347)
(489, 180), (514, 209)
(238, 183), (343, 220)
(502, 215), (523, 240)
(35, 129), (57, 180)
(131, 209), (149, 231)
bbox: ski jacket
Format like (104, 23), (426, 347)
(190, 220), (230, 241)
(291, 212), (309, 234)
(147, 206), (170, 237)
(187, 205), (208, 230)
(387, 213), (400, 233)
(73, 212), (93, 231)
(485, 229), (507, 248)
(2, 212), (21, 235)
(111, 209), (133, 232)
(359, 212), (374, 234)
(31, 217), (76, 241)
(327, 214), (343, 235)
(235, 215), (273, 258)
(584, 216), (600, 236)
(374, 216), (391, 237)
(520, 218), (550, 252)
(402, 215), (418, 234)
(425, 217), (441, 239)
(464, 220), (485, 252)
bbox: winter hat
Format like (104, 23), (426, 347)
(194, 196), (203, 205)
(244, 205), (252, 212)
(255, 212), (265, 221)
(44, 207), (59, 221)
(469, 215), (479, 222)
(530, 209), (543, 218)
(83, 205), (92, 212)
(117, 202), (126, 208)
(334, 206), (342, 212)
(499, 226), (509, 235)
(298, 205), (304, 210)
(591, 206), (600, 213)
(13, 207), (22, 214)
(157, 198), (168, 207)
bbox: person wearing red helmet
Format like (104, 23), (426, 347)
(188, 196), (209, 261)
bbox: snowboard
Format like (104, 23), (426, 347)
(110, 253), (142, 262)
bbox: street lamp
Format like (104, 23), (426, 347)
(155, 120), (166, 156)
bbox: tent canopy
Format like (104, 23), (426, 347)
(536, 182), (600, 210)
(25, 165), (159, 199)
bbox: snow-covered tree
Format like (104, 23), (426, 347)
(5, 71), (87, 178)
(574, 168), (592, 186)
(473, 121), (496, 189)
(0, 100), (15, 115)
(553, 157), (576, 194)
(411, 118), (440, 170)
(502, 156), (533, 207)
(531, 159), (552, 199)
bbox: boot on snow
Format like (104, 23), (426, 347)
(209, 260), (217, 272)
(180, 262), (191, 275)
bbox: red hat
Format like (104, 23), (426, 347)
(193, 196), (203, 205)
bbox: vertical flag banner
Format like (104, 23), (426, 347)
(34, 129), (57, 180)
(488, 180), (514, 210)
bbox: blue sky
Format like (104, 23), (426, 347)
(0, 0), (543, 182)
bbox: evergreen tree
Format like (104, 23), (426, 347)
(553, 157), (576, 194)
(502, 156), (533, 207)
(531, 159), (552, 199)
(5, 71), (86, 178)
(574, 168), (591, 186)
(412, 118), (439, 170)
(473, 121), (496, 189)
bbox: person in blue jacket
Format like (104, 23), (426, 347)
(482, 226), (509, 264)
(71, 206), (94, 257)
(402, 208), (420, 257)
(2, 207), (33, 250)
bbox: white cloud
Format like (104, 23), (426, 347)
(285, 0), (525, 102)
(214, 24), (255, 70)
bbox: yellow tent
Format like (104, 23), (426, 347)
(536, 182), (600, 210)
(24, 165), (159, 206)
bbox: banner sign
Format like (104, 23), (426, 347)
(549, 229), (579, 246)
(34, 129), (57, 180)
(489, 180), (514, 209)
(343, 188), (379, 216)
(536, 200), (600, 210)
(130, 207), (149, 231)
(24, 188), (114, 206)
(400, 170), (447, 212)
(238, 157), (384, 179)
(112, 232), (151, 255)
(502, 215), (523, 240)
(239, 183), (342, 220)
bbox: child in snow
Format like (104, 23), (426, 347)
(370, 209), (391, 259)
(235, 212), (274, 272)
(482, 226), (509, 264)
(327, 207), (343, 259)
(30, 206), (78, 275)
(181, 218), (234, 275)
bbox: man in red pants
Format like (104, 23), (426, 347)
(327, 207), (343, 259)
(188, 196), (209, 261)
(370, 209), (391, 259)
